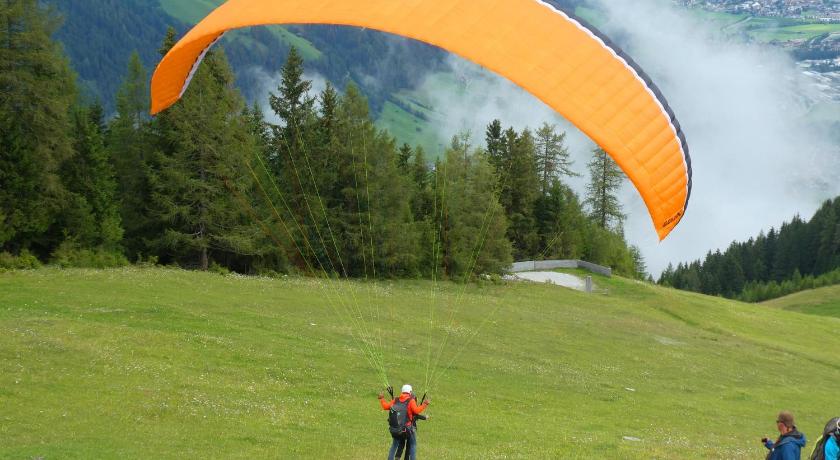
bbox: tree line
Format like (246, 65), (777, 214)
(659, 197), (840, 301)
(1, 0), (645, 280)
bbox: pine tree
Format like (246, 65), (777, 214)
(0, 0), (76, 255)
(269, 46), (316, 175)
(485, 119), (504, 171)
(62, 105), (123, 251)
(585, 148), (625, 231)
(336, 83), (420, 277)
(397, 143), (412, 172)
(534, 123), (577, 193)
(533, 181), (587, 260)
(241, 103), (292, 273)
(108, 51), (153, 259)
(410, 145), (432, 222)
(409, 145), (436, 273)
(660, 263), (675, 286)
(158, 26), (177, 56)
(629, 245), (647, 280)
(148, 46), (261, 270)
(314, 82), (341, 208)
(440, 145), (511, 278)
(500, 128), (540, 259)
(267, 47), (321, 268)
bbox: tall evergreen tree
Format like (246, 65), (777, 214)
(534, 123), (577, 193)
(629, 245), (647, 280)
(504, 129), (540, 259)
(269, 46), (316, 167)
(336, 83), (420, 277)
(410, 146), (432, 221)
(267, 47), (320, 260)
(440, 144), (511, 278)
(485, 119), (504, 171)
(585, 148), (625, 231)
(397, 143), (413, 172)
(533, 181), (587, 260)
(60, 105), (123, 251)
(148, 46), (261, 270)
(108, 51), (153, 259)
(0, 0), (76, 255)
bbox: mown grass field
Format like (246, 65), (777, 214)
(1, 268), (838, 458)
(747, 21), (840, 42)
(764, 285), (840, 318)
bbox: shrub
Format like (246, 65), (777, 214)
(208, 261), (231, 276)
(50, 241), (128, 268)
(0, 250), (43, 270)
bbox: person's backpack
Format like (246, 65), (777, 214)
(388, 398), (412, 439)
(810, 417), (840, 460)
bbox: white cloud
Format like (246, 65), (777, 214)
(415, 55), (596, 192)
(417, 1), (840, 276)
(592, 0), (840, 275)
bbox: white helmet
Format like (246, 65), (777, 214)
(401, 384), (413, 394)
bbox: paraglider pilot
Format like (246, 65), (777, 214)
(379, 384), (429, 460)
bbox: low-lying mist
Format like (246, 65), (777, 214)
(252, 1), (840, 276)
(417, 0), (840, 276)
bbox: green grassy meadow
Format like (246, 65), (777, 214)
(158, 0), (322, 61)
(158, 0), (222, 25)
(700, 14), (840, 42)
(2, 268), (839, 458)
(375, 102), (444, 156)
(747, 21), (840, 42)
(764, 285), (840, 318)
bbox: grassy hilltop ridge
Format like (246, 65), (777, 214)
(1, 268), (838, 458)
(765, 285), (840, 318)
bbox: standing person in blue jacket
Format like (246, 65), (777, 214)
(810, 417), (840, 460)
(763, 411), (807, 460)
(825, 434), (840, 460)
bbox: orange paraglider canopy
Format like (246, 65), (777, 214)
(151, 0), (691, 240)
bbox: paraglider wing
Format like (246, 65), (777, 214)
(151, 0), (691, 240)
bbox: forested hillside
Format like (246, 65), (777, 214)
(659, 197), (840, 301)
(50, 0), (187, 107)
(47, 0), (448, 115)
(1, 1), (644, 280)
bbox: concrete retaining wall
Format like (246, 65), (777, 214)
(509, 259), (612, 277)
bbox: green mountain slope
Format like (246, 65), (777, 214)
(158, 0), (321, 61)
(157, 0), (221, 25)
(50, 0), (448, 151)
(764, 285), (840, 318)
(1, 268), (838, 458)
(160, 0), (453, 154)
(50, 0), (187, 106)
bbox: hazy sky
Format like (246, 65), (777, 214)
(593, 0), (840, 275)
(417, 0), (840, 276)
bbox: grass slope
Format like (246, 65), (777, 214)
(375, 102), (443, 157)
(158, 0), (321, 61)
(764, 285), (840, 318)
(376, 71), (483, 158)
(1, 268), (838, 458)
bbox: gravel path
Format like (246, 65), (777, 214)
(507, 271), (587, 291)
